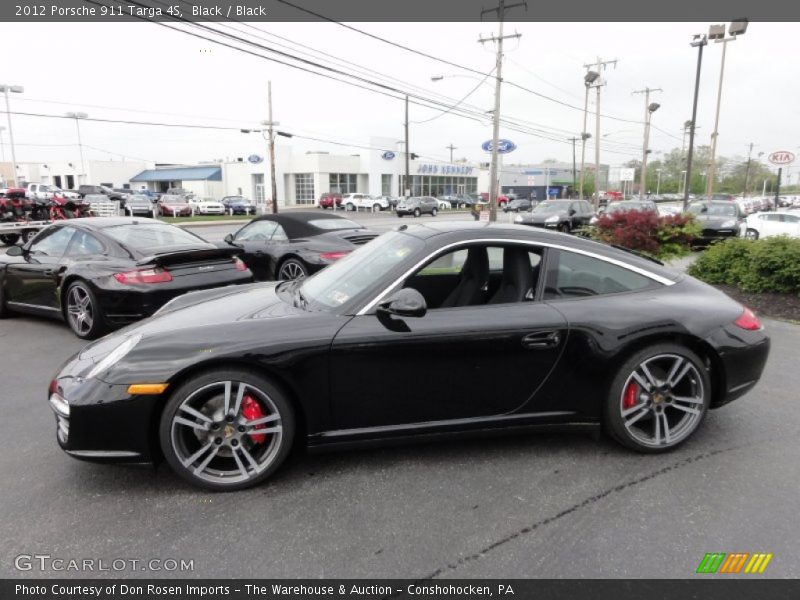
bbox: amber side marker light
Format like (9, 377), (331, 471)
(127, 383), (170, 395)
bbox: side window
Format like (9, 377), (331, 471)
(28, 226), (75, 257)
(544, 250), (658, 299)
(271, 224), (289, 242)
(66, 230), (105, 257)
(783, 214), (800, 224)
(235, 220), (278, 241)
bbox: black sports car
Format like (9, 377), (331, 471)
(220, 212), (378, 281)
(686, 201), (745, 246)
(514, 200), (595, 232)
(50, 222), (769, 490)
(0, 217), (252, 339)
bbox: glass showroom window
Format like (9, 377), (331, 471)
(329, 173), (357, 194)
(382, 174), (392, 196)
(295, 173), (315, 204)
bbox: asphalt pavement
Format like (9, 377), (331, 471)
(0, 309), (798, 578)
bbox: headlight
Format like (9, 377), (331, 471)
(514, 215), (523, 223)
(720, 219), (737, 228)
(545, 215), (560, 223)
(85, 334), (142, 380)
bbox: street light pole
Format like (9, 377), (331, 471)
(633, 87), (662, 199)
(569, 137), (578, 198)
(742, 142), (755, 198)
(579, 71), (598, 200)
(66, 112), (88, 181)
(1, 84), (23, 187)
(404, 95), (410, 197)
(683, 34), (707, 211)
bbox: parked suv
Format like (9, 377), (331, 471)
(78, 185), (126, 207)
(25, 183), (54, 201)
(396, 196), (439, 217)
(318, 192), (343, 209)
(341, 193), (389, 212)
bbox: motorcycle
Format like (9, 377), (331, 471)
(49, 195), (94, 220)
(0, 189), (30, 222)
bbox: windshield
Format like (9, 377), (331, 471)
(533, 201), (569, 214)
(104, 224), (208, 252)
(689, 203), (736, 217)
(607, 202), (651, 213)
(308, 218), (361, 230)
(300, 231), (423, 310)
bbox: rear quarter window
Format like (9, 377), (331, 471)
(544, 249), (660, 299)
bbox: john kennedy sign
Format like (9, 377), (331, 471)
(416, 164), (474, 175)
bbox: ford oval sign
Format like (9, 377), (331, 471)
(247, 154), (263, 164)
(382, 151), (396, 160)
(481, 139), (517, 154)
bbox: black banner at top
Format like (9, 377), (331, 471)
(1, 0), (800, 22)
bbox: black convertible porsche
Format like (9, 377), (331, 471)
(0, 218), (253, 339)
(220, 212), (378, 280)
(49, 222), (769, 490)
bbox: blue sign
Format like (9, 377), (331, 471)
(481, 139), (517, 154)
(247, 154), (263, 164)
(382, 151), (396, 160)
(548, 187), (560, 197)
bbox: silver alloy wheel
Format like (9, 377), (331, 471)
(66, 286), (94, 336)
(170, 380), (284, 486)
(346, 203), (354, 211)
(745, 229), (759, 240)
(619, 353), (705, 448)
(278, 260), (307, 281)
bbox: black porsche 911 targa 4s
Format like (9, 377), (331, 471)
(49, 222), (770, 491)
(0, 218), (253, 339)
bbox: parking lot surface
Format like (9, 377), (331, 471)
(0, 299), (798, 578)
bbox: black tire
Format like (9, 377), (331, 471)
(431, 208), (438, 217)
(346, 203), (355, 212)
(397, 213), (404, 218)
(373, 204), (382, 212)
(159, 368), (296, 491)
(745, 228), (759, 240)
(277, 257), (309, 281)
(0, 234), (20, 246)
(558, 222), (571, 234)
(605, 343), (710, 453)
(413, 208), (421, 218)
(63, 280), (106, 340)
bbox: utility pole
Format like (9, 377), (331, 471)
(267, 81), (278, 214)
(633, 87), (662, 199)
(684, 34), (707, 211)
(742, 142), (754, 198)
(479, 0), (525, 222)
(568, 137), (578, 198)
(446, 143), (457, 163)
(404, 95), (410, 197)
(583, 58), (617, 208)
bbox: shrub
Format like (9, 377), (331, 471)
(688, 236), (800, 294)
(590, 210), (700, 260)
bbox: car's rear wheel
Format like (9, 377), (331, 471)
(605, 344), (710, 453)
(346, 203), (355, 212)
(558, 222), (571, 233)
(431, 208), (438, 217)
(159, 369), (295, 491)
(373, 203), (382, 212)
(413, 208), (421, 218)
(64, 280), (106, 339)
(0, 234), (20, 246)
(277, 258), (308, 281)
(745, 228), (759, 240)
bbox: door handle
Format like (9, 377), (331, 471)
(43, 269), (56, 277)
(521, 331), (561, 350)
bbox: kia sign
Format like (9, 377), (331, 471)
(768, 151), (795, 166)
(381, 151), (395, 160)
(481, 139), (517, 154)
(247, 154), (263, 164)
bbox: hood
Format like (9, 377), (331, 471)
(522, 210), (567, 222)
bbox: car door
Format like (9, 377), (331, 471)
(782, 213), (800, 237)
(230, 219), (281, 281)
(328, 243), (568, 430)
(4, 225), (76, 310)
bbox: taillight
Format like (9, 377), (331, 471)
(320, 251), (351, 261)
(113, 267), (173, 284)
(734, 306), (761, 331)
(233, 256), (248, 271)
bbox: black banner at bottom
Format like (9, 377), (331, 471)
(3, 580), (799, 600)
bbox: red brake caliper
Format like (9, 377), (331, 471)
(623, 382), (639, 410)
(241, 395), (267, 444)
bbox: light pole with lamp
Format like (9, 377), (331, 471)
(0, 84), (24, 187)
(636, 97), (660, 199)
(65, 112), (88, 184)
(579, 70), (599, 200)
(705, 19), (749, 199)
(683, 33), (707, 211)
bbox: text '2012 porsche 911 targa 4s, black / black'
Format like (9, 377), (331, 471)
(49, 222), (770, 490)
(0, 218), (253, 339)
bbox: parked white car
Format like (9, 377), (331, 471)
(51, 187), (81, 199)
(189, 197), (226, 215)
(25, 183), (54, 200)
(742, 211), (800, 240)
(434, 197), (451, 210)
(341, 193), (389, 211)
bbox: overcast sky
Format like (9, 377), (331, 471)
(1, 21), (798, 170)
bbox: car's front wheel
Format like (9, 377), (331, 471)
(277, 258), (309, 281)
(159, 369), (295, 491)
(346, 203), (355, 212)
(413, 208), (421, 218)
(431, 208), (438, 217)
(64, 280), (106, 339)
(0, 234), (20, 246)
(745, 228), (759, 240)
(605, 344), (710, 453)
(373, 204), (382, 212)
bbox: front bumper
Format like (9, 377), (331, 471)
(694, 228), (739, 245)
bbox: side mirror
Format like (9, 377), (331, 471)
(223, 233), (237, 245)
(569, 209), (577, 216)
(6, 245), (23, 257)
(377, 288), (427, 318)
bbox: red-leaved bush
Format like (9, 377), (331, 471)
(591, 210), (699, 260)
